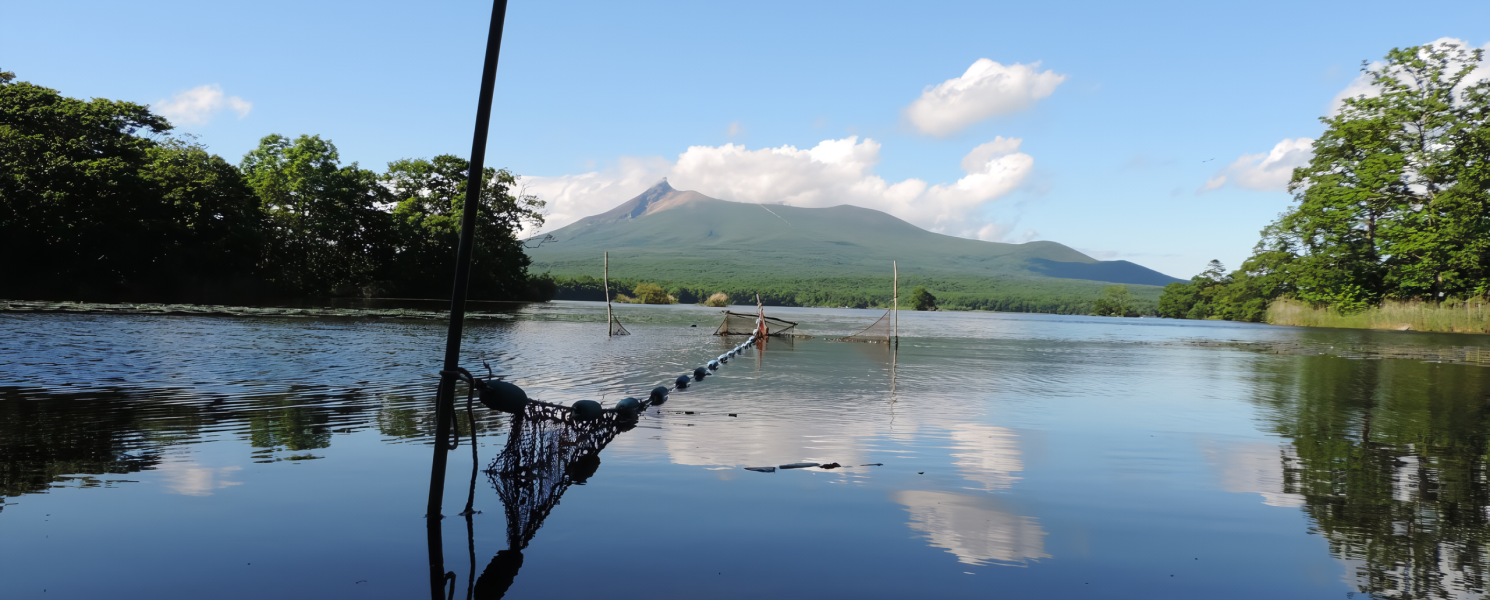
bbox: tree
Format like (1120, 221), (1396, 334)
(1, 72), (265, 300)
(382, 155), (544, 299)
(137, 137), (265, 292)
(240, 134), (394, 296)
(1265, 41), (1490, 304)
(1092, 284), (1135, 317)
(632, 282), (671, 304)
(908, 286), (937, 311)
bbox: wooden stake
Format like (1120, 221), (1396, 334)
(604, 252), (612, 336)
(893, 260), (898, 345)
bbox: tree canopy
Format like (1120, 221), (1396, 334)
(1161, 42), (1490, 321)
(0, 71), (550, 303)
(908, 286), (937, 311)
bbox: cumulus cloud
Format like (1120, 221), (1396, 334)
(905, 59), (1066, 137)
(1329, 37), (1490, 115)
(521, 136), (1034, 239)
(1201, 138), (1314, 193)
(153, 84), (252, 126)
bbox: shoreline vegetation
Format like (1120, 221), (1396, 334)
(1156, 42), (1490, 336)
(1266, 297), (1490, 334)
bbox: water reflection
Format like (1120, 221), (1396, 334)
(0, 383), (502, 499)
(893, 490), (1049, 566)
(1245, 355), (1490, 598)
(947, 423), (1023, 492)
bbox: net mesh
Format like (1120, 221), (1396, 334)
(608, 313), (630, 336)
(713, 311), (797, 336)
(478, 402), (635, 597)
(487, 402), (629, 553)
(839, 309), (895, 343)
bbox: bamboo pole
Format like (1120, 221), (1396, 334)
(892, 260), (898, 345)
(604, 252), (612, 336)
(428, 0), (508, 522)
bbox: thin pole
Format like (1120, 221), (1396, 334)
(604, 252), (612, 336)
(428, 0), (510, 521)
(893, 261), (898, 345)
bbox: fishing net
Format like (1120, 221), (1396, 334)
(487, 402), (630, 553)
(839, 309), (895, 343)
(477, 402), (633, 598)
(608, 313), (630, 336)
(713, 310), (797, 336)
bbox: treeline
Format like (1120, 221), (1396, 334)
(548, 274), (1154, 314)
(1160, 42), (1490, 322)
(0, 71), (550, 303)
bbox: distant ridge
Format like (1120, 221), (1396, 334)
(526, 181), (1181, 305)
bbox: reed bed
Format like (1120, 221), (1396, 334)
(1267, 297), (1490, 334)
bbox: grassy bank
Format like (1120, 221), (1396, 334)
(1267, 297), (1490, 334)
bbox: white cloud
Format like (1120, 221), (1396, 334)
(519, 156), (673, 234)
(976, 222), (1038, 243)
(153, 84), (252, 126)
(726, 121), (743, 137)
(1202, 138), (1314, 193)
(905, 59), (1066, 137)
(1329, 38), (1490, 115)
(521, 136), (1034, 238)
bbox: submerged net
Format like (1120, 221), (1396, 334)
(608, 313), (630, 336)
(839, 309), (895, 343)
(478, 402), (634, 598)
(713, 310), (798, 336)
(487, 403), (628, 553)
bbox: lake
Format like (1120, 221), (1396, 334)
(3, 301), (1490, 599)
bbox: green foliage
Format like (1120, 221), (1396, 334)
(240, 134), (395, 297)
(0, 73), (271, 300)
(0, 71), (549, 303)
(1166, 42), (1490, 323)
(703, 292), (729, 307)
(382, 155), (544, 298)
(548, 273), (1160, 314)
(908, 286), (937, 311)
(1091, 285), (1135, 317)
(631, 282), (672, 304)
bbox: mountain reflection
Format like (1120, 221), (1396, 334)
(1243, 355), (1490, 599)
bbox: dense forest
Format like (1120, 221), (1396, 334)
(1160, 42), (1490, 322)
(0, 71), (550, 303)
(546, 273), (1160, 314)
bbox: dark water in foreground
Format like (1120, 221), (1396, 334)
(3, 302), (1490, 599)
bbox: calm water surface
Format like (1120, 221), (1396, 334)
(3, 301), (1489, 599)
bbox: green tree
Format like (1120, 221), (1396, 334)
(1, 72), (167, 295)
(908, 286), (937, 311)
(137, 137), (265, 289)
(632, 282), (671, 304)
(1092, 284), (1135, 317)
(1, 72), (265, 300)
(240, 134), (394, 296)
(1265, 41), (1490, 304)
(382, 155), (545, 299)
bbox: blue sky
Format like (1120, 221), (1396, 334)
(7, 0), (1489, 278)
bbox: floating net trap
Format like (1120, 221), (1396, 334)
(838, 308), (896, 343)
(714, 311), (798, 336)
(607, 313), (629, 336)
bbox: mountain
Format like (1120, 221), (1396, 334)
(524, 180), (1181, 307)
